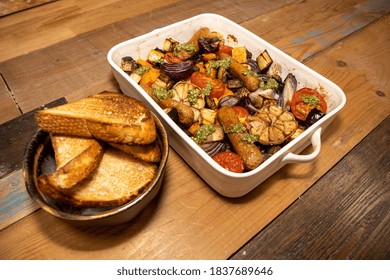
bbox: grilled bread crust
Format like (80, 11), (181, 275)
(35, 92), (156, 145)
(42, 135), (104, 189)
(38, 148), (157, 207)
(109, 141), (161, 163)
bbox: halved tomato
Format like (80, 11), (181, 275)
(190, 72), (225, 99)
(217, 44), (233, 56)
(290, 88), (327, 121)
(212, 151), (244, 173)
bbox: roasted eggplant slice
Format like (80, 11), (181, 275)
(282, 73), (297, 109)
(256, 49), (273, 72)
(305, 108), (325, 125)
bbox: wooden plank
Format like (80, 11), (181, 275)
(0, 0), (387, 120)
(0, 0), (181, 61)
(241, 0), (390, 61)
(0, 0), (296, 118)
(231, 116), (390, 260)
(0, 0), (56, 17)
(230, 14), (390, 259)
(0, 97), (67, 178)
(0, 98), (67, 231)
(0, 170), (39, 231)
(0, 12), (388, 259)
(0, 73), (20, 124)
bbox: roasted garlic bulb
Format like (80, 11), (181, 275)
(246, 105), (298, 145)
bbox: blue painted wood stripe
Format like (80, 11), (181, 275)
(0, 170), (39, 230)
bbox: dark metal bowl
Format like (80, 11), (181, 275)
(23, 114), (169, 227)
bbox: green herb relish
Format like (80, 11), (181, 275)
(152, 88), (173, 100)
(188, 89), (201, 105)
(242, 69), (258, 77)
(173, 43), (197, 55)
(200, 81), (212, 96)
(134, 65), (150, 76)
(301, 94), (320, 106)
(191, 124), (216, 144)
(241, 133), (259, 144)
(206, 57), (232, 74)
(227, 123), (246, 134)
(259, 77), (278, 90)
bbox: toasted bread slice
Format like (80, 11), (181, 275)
(38, 148), (157, 207)
(109, 141), (161, 163)
(35, 92), (156, 145)
(42, 134), (104, 189)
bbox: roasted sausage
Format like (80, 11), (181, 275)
(176, 27), (211, 60)
(218, 53), (259, 92)
(141, 85), (198, 127)
(217, 106), (263, 170)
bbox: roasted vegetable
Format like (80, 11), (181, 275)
(162, 38), (180, 52)
(190, 72), (225, 99)
(218, 95), (240, 107)
(282, 73), (297, 109)
(248, 88), (278, 109)
(305, 108), (325, 125)
(152, 73), (174, 89)
(171, 81), (205, 109)
(246, 105), (298, 145)
(200, 142), (226, 158)
(290, 87), (327, 121)
(232, 46), (247, 63)
(147, 49), (165, 64)
(121, 56), (139, 72)
(198, 37), (219, 53)
(212, 151), (245, 173)
(256, 49), (273, 72)
(123, 27), (329, 173)
(161, 61), (194, 81)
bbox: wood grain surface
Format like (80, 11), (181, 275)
(231, 116), (390, 260)
(0, 0), (388, 260)
(0, 0), (56, 17)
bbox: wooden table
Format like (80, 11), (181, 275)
(0, 0), (389, 260)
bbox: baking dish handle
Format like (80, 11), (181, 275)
(281, 127), (322, 164)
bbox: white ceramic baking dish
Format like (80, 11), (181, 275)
(107, 13), (346, 197)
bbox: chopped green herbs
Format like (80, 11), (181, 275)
(201, 81), (212, 96)
(152, 88), (173, 100)
(241, 133), (259, 144)
(191, 124), (216, 144)
(134, 65), (150, 75)
(206, 57), (232, 74)
(259, 77), (278, 90)
(187, 89), (201, 105)
(174, 43), (197, 55)
(301, 94), (320, 106)
(227, 123), (246, 134)
(242, 69), (258, 77)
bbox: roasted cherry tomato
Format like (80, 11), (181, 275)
(217, 44), (233, 56)
(212, 151), (244, 173)
(290, 87), (327, 121)
(190, 72), (225, 99)
(164, 52), (183, 63)
(232, 106), (250, 119)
